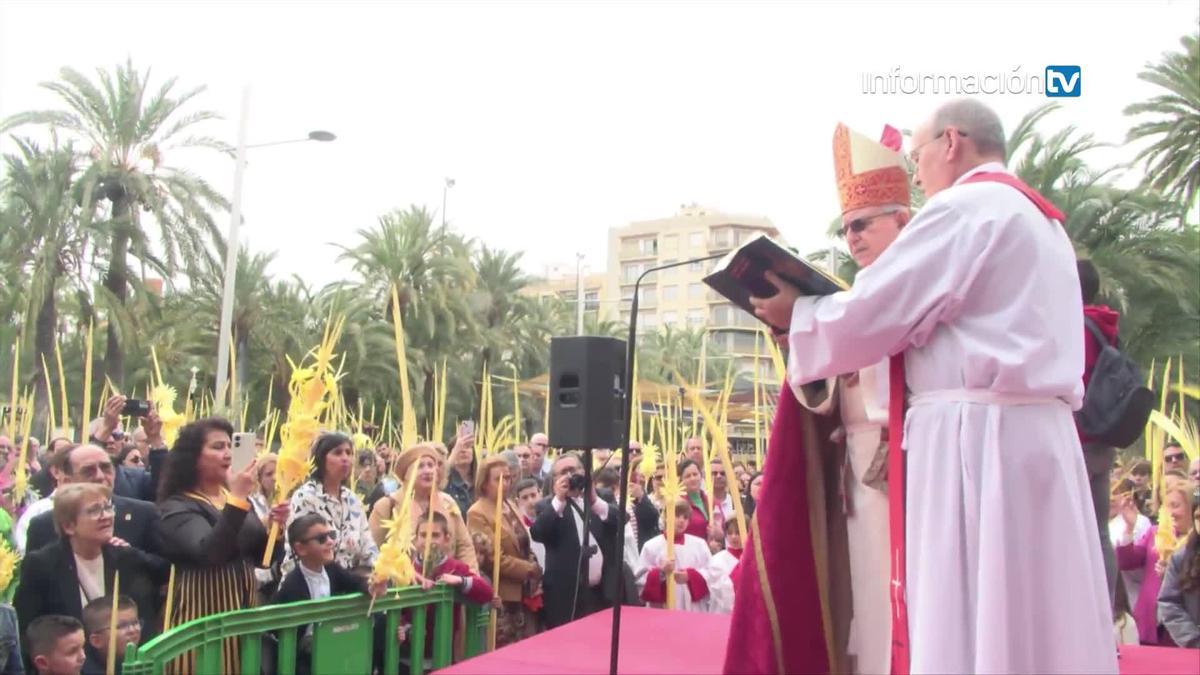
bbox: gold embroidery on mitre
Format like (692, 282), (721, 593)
(833, 123), (910, 215)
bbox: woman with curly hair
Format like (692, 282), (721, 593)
(1157, 487), (1200, 648)
(156, 417), (289, 673)
(1116, 475), (1196, 645)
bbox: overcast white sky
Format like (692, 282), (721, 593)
(1, 1), (1195, 288)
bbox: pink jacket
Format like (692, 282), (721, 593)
(1115, 524), (1175, 645)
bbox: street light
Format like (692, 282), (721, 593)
(441, 177), (455, 229)
(214, 86), (335, 410)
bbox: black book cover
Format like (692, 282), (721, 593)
(702, 234), (846, 324)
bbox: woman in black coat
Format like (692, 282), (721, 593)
(14, 483), (167, 640)
(156, 417), (289, 673)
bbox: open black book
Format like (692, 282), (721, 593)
(702, 234), (846, 326)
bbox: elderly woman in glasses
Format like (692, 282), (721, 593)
(13, 483), (167, 640)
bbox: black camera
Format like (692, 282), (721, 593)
(121, 398), (152, 417)
(568, 473), (587, 492)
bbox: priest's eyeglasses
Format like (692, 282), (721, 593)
(908, 128), (969, 164)
(841, 207), (905, 237)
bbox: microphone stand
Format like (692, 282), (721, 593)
(609, 253), (724, 675)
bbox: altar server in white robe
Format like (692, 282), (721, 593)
(708, 518), (744, 614)
(751, 99), (1115, 674)
(639, 498), (714, 613)
(792, 121), (910, 675)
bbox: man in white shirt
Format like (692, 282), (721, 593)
(529, 433), (551, 483)
(529, 452), (619, 628)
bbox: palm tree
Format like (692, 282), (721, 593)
(1007, 103), (1199, 375)
(188, 249), (280, 400)
(2, 60), (230, 387)
(1124, 31), (1200, 211)
(337, 206), (481, 427)
(1, 137), (91, 427)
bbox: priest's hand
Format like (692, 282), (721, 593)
(749, 271), (801, 332)
(672, 570), (689, 585)
(661, 559), (675, 577)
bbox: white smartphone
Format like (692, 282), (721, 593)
(231, 432), (257, 471)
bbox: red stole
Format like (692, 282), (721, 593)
(885, 170), (1065, 675)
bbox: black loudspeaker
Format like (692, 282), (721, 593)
(548, 336), (627, 450)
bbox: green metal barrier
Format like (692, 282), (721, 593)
(122, 585), (490, 675)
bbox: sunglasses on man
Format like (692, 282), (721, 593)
(841, 206), (905, 238)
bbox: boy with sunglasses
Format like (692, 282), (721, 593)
(274, 513), (385, 607)
(273, 513), (387, 668)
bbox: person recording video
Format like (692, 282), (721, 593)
(530, 451), (619, 628)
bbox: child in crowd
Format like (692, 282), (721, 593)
(513, 478), (546, 570)
(80, 595), (141, 675)
(26, 615), (85, 675)
(402, 512), (496, 662)
(274, 513), (382, 607)
(708, 519), (743, 614)
(412, 512), (495, 605)
(638, 498), (713, 612)
(272, 514), (385, 674)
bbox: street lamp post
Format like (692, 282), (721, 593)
(213, 86), (335, 410)
(575, 253), (585, 335)
(441, 177), (455, 229)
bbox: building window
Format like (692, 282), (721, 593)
(688, 260), (704, 274)
(687, 309), (705, 327)
(689, 232), (704, 248)
(622, 262), (647, 283)
(620, 236), (659, 258)
(711, 228), (732, 249)
(642, 313), (658, 330)
(688, 283), (704, 300)
(662, 234), (678, 254)
(663, 285), (679, 303)
(642, 288), (657, 305)
(663, 311), (677, 326)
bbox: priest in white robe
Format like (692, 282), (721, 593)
(751, 99), (1115, 674)
(792, 122), (911, 675)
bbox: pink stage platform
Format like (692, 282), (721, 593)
(437, 606), (1198, 674)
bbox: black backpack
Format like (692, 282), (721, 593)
(1075, 317), (1154, 448)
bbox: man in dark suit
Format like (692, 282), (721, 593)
(530, 451), (620, 629)
(24, 444), (164, 558)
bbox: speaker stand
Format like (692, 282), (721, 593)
(608, 253), (724, 674)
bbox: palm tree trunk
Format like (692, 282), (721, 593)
(103, 195), (131, 389)
(32, 280), (57, 436)
(235, 331), (249, 409)
(422, 366), (436, 441)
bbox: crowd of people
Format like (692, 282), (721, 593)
(0, 96), (1197, 675)
(0, 387), (773, 675)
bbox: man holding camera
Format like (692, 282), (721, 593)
(530, 452), (619, 628)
